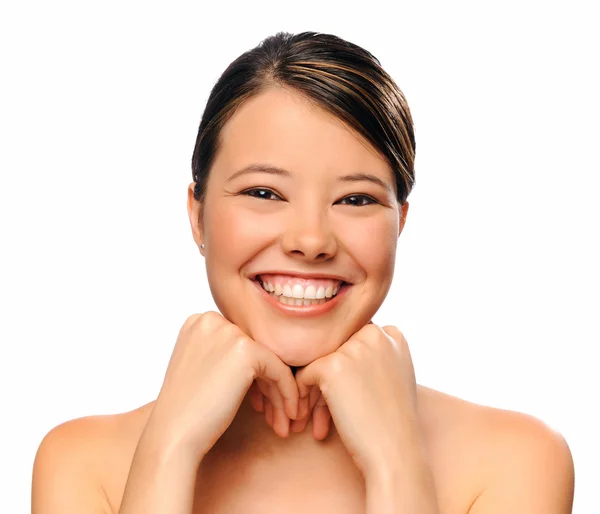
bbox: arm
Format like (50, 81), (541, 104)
(33, 312), (299, 514)
(365, 424), (439, 514)
(294, 324), (440, 514)
(32, 418), (113, 514)
(119, 312), (300, 514)
(117, 417), (200, 514)
(31, 414), (201, 514)
(468, 413), (574, 514)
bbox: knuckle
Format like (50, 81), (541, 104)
(345, 339), (366, 357)
(360, 323), (383, 340)
(382, 325), (408, 349)
(364, 323), (381, 334)
(220, 322), (240, 338)
(328, 353), (347, 376)
(183, 313), (203, 328)
(383, 325), (404, 340)
(199, 310), (224, 326)
(191, 311), (225, 334)
(232, 334), (254, 356)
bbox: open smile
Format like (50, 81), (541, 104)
(250, 273), (351, 316)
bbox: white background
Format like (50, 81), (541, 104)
(1, 0), (598, 511)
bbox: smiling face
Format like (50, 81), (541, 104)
(188, 86), (409, 366)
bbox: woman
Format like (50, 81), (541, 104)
(31, 31), (574, 513)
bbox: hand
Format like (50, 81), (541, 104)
(247, 367), (304, 437)
(145, 312), (300, 464)
(294, 324), (420, 476)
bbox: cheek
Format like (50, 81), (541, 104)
(205, 201), (282, 261)
(337, 213), (398, 279)
(203, 200), (285, 319)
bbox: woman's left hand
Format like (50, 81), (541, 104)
(292, 323), (421, 477)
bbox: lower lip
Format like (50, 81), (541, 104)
(251, 279), (350, 317)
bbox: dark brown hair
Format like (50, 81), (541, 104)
(192, 31), (415, 204)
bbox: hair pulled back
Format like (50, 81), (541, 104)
(192, 31), (415, 204)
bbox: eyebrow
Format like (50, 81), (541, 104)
(337, 172), (392, 192)
(225, 164), (291, 182)
(226, 163), (393, 192)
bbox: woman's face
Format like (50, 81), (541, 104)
(188, 87), (408, 366)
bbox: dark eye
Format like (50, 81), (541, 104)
(242, 188), (282, 201)
(337, 194), (378, 207)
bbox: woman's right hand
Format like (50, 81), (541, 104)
(143, 311), (300, 465)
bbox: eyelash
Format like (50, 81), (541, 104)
(242, 188), (282, 201)
(241, 188), (379, 206)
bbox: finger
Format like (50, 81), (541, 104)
(290, 385), (321, 433)
(257, 372), (297, 430)
(249, 380), (264, 413)
(295, 361), (325, 402)
(298, 392), (310, 419)
(312, 404), (331, 441)
(264, 397), (274, 428)
(309, 385), (321, 411)
(255, 378), (270, 402)
(311, 392), (331, 440)
(260, 379), (294, 434)
(259, 379), (291, 438)
(250, 344), (300, 420)
(272, 406), (290, 438)
(290, 415), (310, 433)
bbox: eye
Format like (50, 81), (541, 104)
(336, 194), (378, 207)
(241, 188), (283, 201)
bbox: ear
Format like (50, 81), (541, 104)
(187, 182), (205, 255)
(398, 201), (409, 237)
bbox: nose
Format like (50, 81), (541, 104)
(281, 208), (338, 262)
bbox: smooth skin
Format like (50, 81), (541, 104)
(32, 86), (574, 514)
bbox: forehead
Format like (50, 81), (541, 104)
(213, 87), (392, 179)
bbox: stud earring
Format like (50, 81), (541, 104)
(201, 243), (205, 250)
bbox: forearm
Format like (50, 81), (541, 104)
(366, 468), (439, 514)
(365, 431), (439, 514)
(118, 422), (199, 514)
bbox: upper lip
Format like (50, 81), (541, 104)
(250, 270), (352, 284)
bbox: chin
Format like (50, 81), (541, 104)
(250, 326), (343, 367)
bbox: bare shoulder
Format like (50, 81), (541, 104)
(417, 385), (575, 513)
(32, 402), (155, 514)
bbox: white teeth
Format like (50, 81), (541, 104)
(258, 277), (345, 303)
(265, 292), (330, 306)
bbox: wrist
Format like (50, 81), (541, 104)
(362, 418), (423, 478)
(139, 415), (204, 472)
(364, 438), (439, 514)
(365, 467), (439, 514)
